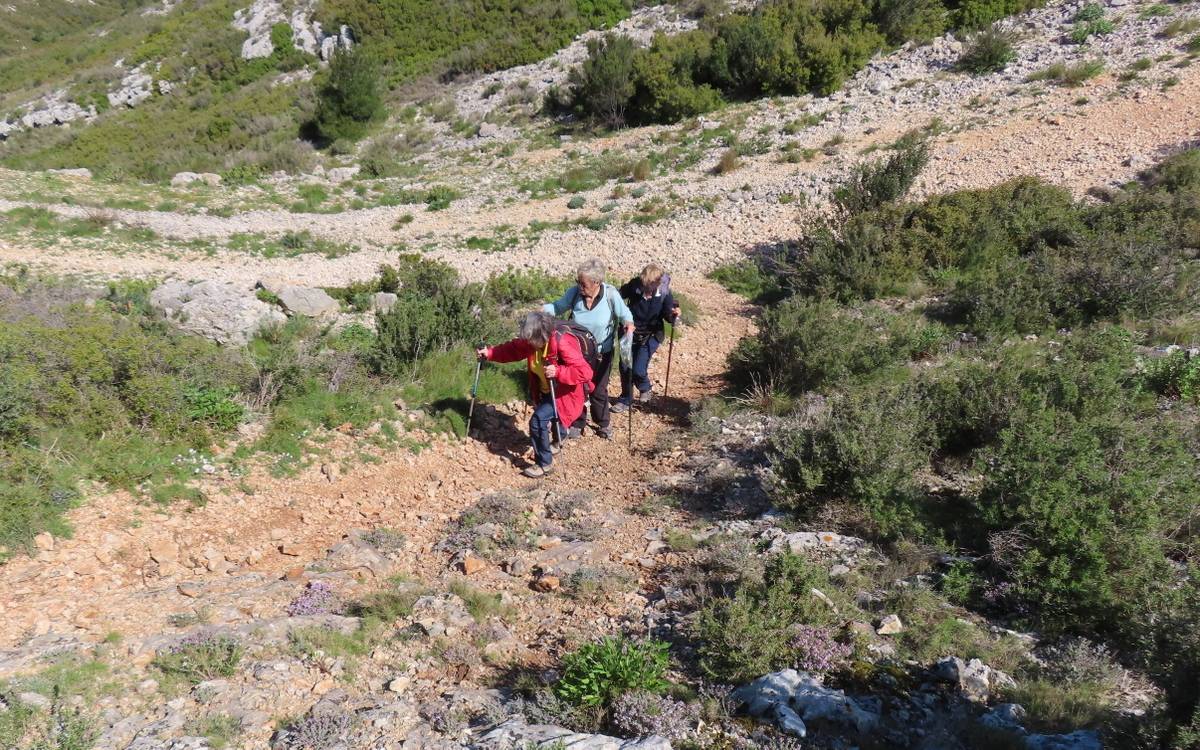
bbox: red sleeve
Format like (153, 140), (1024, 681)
(553, 334), (593, 386)
(487, 338), (533, 364)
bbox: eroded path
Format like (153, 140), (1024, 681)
(0, 278), (752, 657)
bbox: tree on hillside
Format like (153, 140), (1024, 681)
(569, 34), (637, 128)
(312, 46), (384, 143)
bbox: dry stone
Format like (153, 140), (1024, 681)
(150, 280), (286, 346)
(277, 285), (339, 318)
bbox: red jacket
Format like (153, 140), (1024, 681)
(486, 332), (594, 428)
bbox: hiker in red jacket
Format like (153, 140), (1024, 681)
(477, 311), (594, 478)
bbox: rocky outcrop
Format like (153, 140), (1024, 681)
(233, 0), (352, 61)
(150, 280), (286, 346)
(734, 669), (879, 739)
(107, 66), (155, 109)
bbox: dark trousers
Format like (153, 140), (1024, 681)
(573, 350), (614, 431)
(530, 397), (557, 468)
(618, 335), (661, 405)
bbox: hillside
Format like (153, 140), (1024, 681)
(1, 0), (1200, 749)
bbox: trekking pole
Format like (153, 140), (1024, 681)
(465, 342), (484, 439)
(547, 377), (565, 447)
(663, 322), (677, 399)
(626, 364), (633, 450)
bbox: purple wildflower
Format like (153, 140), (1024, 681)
(286, 581), (340, 616)
(787, 624), (852, 673)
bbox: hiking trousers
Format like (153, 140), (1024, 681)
(617, 335), (661, 406)
(529, 397), (557, 468)
(573, 349), (614, 432)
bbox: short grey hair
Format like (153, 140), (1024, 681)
(519, 310), (555, 347)
(577, 257), (606, 285)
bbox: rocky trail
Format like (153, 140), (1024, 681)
(0, 279), (758, 747)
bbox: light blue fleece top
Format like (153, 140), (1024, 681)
(543, 283), (633, 353)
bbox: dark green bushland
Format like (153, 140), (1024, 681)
(315, 0), (631, 83)
(566, 0), (1047, 126)
(718, 149), (1200, 743)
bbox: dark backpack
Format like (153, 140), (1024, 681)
(553, 320), (600, 371)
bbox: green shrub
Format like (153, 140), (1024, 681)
(728, 298), (948, 395)
(707, 260), (785, 304)
(957, 26), (1017, 74)
(555, 636), (670, 708)
(694, 554), (840, 682)
(567, 195), (586, 209)
(770, 383), (935, 539)
(1025, 59), (1105, 86)
(372, 259), (505, 373)
(832, 138), (930, 216)
(569, 34), (638, 127)
(311, 46), (384, 143)
(1140, 352), (1200, 402)
(875, 0), (949, 45)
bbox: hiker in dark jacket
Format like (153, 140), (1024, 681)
(477, 311), (593, 478)
(612, 263), (680, 412)
(543, 257), (634, 439)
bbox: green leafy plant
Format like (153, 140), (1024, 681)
(555, 636), (670, 708)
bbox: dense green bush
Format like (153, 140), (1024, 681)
(316, 0), (630, 83)
(555, 636), (670, 708)
(832, 138), (931, 216)
(694, 554), (840, 682)
(311, 46), (384, 143)
(1140, 351), (1200, 402)
(372, 256), (507, 373)
(771, 382), (935, 539)
(569, 35), (638, 127)
(956, 25), (1017, 73)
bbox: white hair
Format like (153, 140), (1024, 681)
(576, 257), (606, 285)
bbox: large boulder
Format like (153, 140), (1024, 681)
(277, 285), (340, 318)
(150, 280), (285, 346)
(476, 717), (670, 749)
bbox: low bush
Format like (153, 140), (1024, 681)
(555, 636), (670, 708)
(728, 299), (948, 395)
(153, 634), (243, 684)
(694, 554), (842, 683)
(957, 26), (1017, 73)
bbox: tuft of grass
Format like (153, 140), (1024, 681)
(449, 581), (511, 620)
(714, 148), (741, 175)
(1025, 59), (1105, 86)
(152, 635), (243, 684)
(1162, 16), (1200, 38)
(184, 714), (241, 750)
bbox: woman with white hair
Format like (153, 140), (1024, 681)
(477, 311), (594, 477)
(543, 257), (634, 439)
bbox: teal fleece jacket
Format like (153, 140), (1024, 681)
(543, 283), (633, 353)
